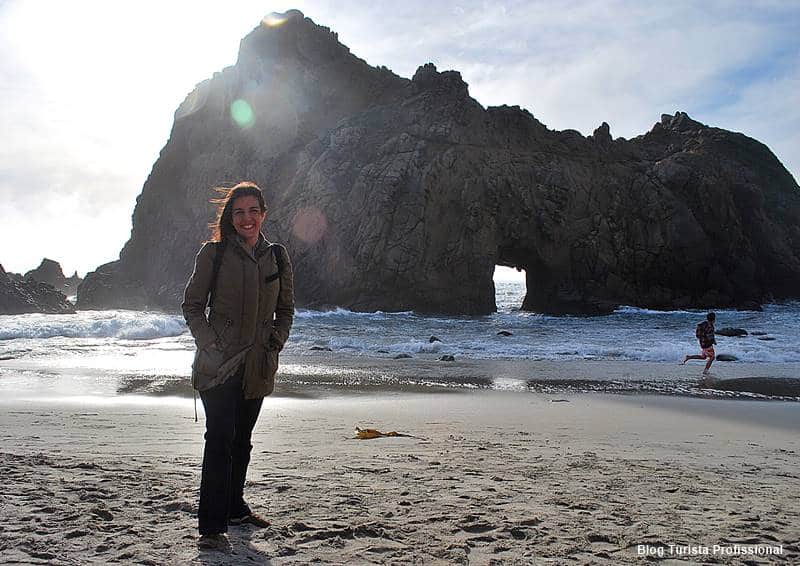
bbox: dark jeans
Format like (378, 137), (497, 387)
(198, 367), (263, 535)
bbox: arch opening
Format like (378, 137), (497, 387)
(493, 264), (526, 312)
(493, 245), (539, 313)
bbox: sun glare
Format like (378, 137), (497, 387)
(262, 13), (289, 28)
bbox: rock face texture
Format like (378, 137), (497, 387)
(79, 11), (800, 314)
(24, 259), (82, 297)
(1, 264), (75, 315)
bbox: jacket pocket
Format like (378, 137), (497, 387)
(211, 317), (233, 347)
(262, 319), (284, 351)
(191, 345), (226, 391)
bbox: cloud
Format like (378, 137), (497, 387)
(709, 58), (800, 183)
(322, 0), (799, 179)
(367, 0), (800, 181)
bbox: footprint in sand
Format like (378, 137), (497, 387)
(91, 507), (114, 521)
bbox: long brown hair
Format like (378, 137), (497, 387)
(209, 182), (268, 242)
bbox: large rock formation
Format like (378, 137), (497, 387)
(79, 11), (800, 314)
(24, 259), (82, 297)
(0, 264), (75, 314)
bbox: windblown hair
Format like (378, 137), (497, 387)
(208, 182), (267, 242)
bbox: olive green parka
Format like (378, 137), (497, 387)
(182, 233), (294, 399)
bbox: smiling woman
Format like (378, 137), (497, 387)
(209, 182), (268, 243)
(182, 181), (294, 548)
(231, 196), (266, 245)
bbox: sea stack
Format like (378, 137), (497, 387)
(24, 258), (82, 296)
(1, 263), (76, 314)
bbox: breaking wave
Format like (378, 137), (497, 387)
(0, 311), (187, 341)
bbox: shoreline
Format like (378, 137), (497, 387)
(2, 354), (799, 403)
(1, 388), (798, 564)
(128, 354), (800, 401)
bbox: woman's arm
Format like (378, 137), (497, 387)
(181, 243), (217, 348)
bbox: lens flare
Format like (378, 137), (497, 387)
(230, 99), (255, 129)
(262, 9), (303, 28)
(292, 207), (328, 244)
(262, 13), (288, 27)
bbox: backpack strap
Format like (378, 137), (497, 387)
(264, 244), (284, 284)
(273, 244), (285, 278)
(207, 240), (227, 309)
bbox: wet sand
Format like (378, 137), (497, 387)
(1, 372), (798, 565)
(276, 353), (800, 400)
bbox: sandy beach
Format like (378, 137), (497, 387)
(1, 359), (798, 565)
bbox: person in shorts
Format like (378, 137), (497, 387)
(682, 312), (716, 375)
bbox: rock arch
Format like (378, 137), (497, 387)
(78, 13), (800, 315)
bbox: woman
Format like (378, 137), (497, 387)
(182, 181), (294, 549)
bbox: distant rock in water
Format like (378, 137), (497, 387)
(711, 377), (800, 397)
(717, 327), (748, 337)
(24, 258), (83, 296)
(78, 11), (800, 315)
(715, 354), (739, 362)
(0, 263), (75, 314)
(736, 301), (763, 312)
(64, 272), (82, 296)
(24, 258), (62, 284)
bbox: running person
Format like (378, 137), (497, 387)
(682, 312), (716, 375)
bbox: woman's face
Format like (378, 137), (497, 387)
(231, 195), (266, 244)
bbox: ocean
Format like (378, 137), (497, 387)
(1, 279), (798, 400)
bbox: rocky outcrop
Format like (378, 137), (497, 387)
(0, 264), (75, 314)
(24, 259), (82, 296)
(77, 261), (150, 310)
(79, 11), (800, 315)
(717, 328), (748, 337)
(65, 272), (82, 296)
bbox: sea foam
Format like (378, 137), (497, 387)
(0, 311), (187, 341)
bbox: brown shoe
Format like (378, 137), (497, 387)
(229, 512), (270, 528)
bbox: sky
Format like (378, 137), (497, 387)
(1, 0), (798, 280)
